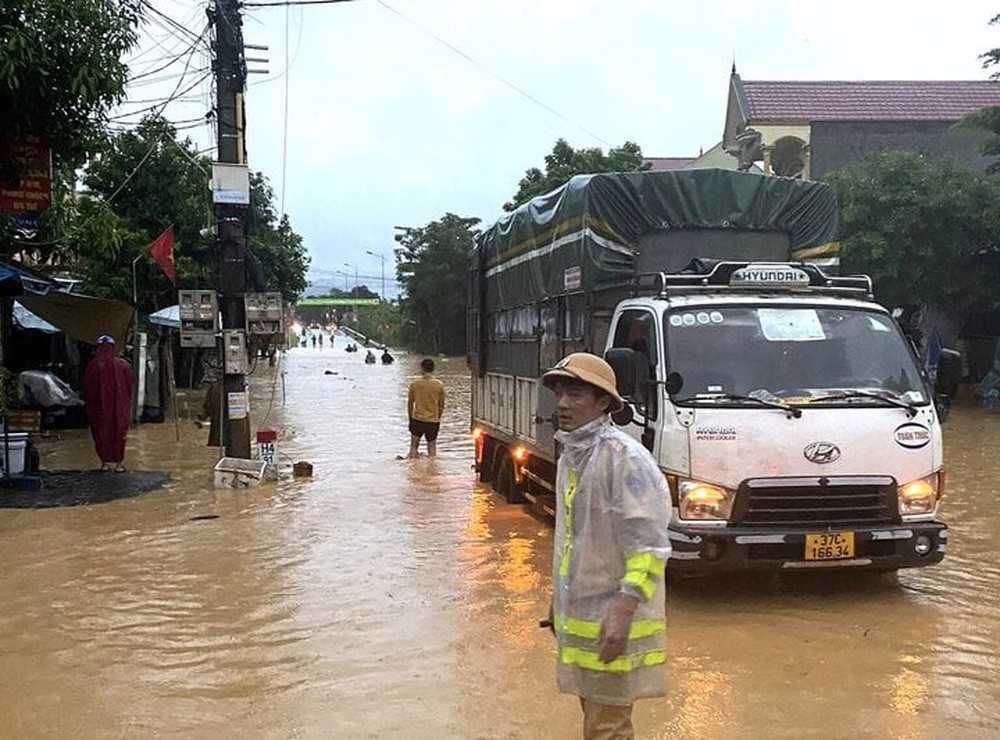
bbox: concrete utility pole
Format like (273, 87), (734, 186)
(213, 0), (251, 458)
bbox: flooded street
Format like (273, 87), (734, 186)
(1, 337), (998, 738)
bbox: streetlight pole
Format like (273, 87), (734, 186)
(343, 262), (357, 293)
(366, 249), (386, 299)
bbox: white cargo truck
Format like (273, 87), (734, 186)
(468, 169), (948, 573)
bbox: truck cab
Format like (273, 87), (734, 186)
(604, 261), (947, 572)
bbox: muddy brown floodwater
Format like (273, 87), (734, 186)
(0, 335), (998, 738)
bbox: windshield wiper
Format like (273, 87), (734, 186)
(809, 390), (919, 416)
(681, 393), (802, 418)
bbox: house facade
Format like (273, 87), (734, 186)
(722, 67), (1000, 179)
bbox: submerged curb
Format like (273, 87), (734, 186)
(0, 470), (171, 509)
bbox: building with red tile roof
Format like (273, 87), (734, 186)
(739, 79), (1000, 122)
(722, 68), (1000, 179)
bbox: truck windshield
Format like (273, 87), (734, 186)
(665, 306), (928, 406)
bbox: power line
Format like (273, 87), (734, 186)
(108, 71), (212, 121)
(108, 114), (209, 131)
(117, 94), (208, 106)
(243, 0), (356, 6)
(33, 25), (214, 249)
(126, 68), (210, 89)
(141, 1), (212, 46)
(374, 1), (612, 147)
(280, 4), (291, 215)
(127, 26), (210, 83)
(242, 0), (609, 144)
(113, 12), (212, 123)
(22, 135), (164, 249)
(127, 9), (201, 66)
(247, 4), (303, 87)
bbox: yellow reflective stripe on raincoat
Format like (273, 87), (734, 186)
(554, 614), (665, 640)
(559, 646), (666, 673)
(622, 551), (666, 600)
(558, 468), (578, 578)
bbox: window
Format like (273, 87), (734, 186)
(665, 306), (927, 406)
(611, 309), (657, 419)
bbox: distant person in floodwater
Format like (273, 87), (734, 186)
(365, 350), (377, 364)
(318, 333), (324, 349)
(406, 358), (445, 458)
(311, 333), (317, 348)
(83, 335), (133, 472)
(381, 349), (394, 365)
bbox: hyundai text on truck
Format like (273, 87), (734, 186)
(468, 169), (947, 573)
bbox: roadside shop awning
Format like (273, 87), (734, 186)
(19, 292), (133, 349)
(148, 304), (180, 329)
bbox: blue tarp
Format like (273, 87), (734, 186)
(0, 263), (52, 296)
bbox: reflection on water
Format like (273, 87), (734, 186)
(891, 666), (928, 715)
(0, 342), (998, 738)
(667, 661), (734, 739)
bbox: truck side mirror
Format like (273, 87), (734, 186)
(605, 347), (640, 398)
(934, 348), (962, 422)
(665, 371), (684, 396)
(611, 405), (634, 426)
(935, 349), (961, 392)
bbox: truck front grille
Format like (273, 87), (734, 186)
(733, 476), (897, 527)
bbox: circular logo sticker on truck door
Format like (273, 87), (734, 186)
(894, 422), (931, 449)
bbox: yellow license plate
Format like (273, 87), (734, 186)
(804, 532), (855, 560)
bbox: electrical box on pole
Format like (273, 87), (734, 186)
(178, 290), (218, 348)
(223, 330), (248, 374)
(245, 292), (284, 344)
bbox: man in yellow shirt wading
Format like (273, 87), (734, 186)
(406, 358), (445, 458)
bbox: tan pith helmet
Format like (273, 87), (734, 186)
(542, 352), (624, 413)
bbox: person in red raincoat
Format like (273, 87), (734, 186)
(83, 335), (134, 472)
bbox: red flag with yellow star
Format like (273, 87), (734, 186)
(148, 226), (175, 284)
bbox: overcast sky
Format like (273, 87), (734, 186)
(121, 1), (999, 295)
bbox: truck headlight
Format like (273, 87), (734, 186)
(678, 480), (733, 521)
(897, 473), (941, 516)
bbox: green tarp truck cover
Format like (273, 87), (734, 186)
(474, 168), (841, 310)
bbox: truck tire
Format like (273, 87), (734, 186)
(480, 438), (496, 484)
(494, 451), (525, 504)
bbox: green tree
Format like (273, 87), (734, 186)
(356, 301), (403, 347)
(0, 0), (141, 163)
(504, 138), (649, 211)
(71, 117), (309, 311)
(825, 151), (1000, 310)
(348, 285), (379, 299)
(395, 213), (479, 355)
(965, 13), (1000, 171)
(72, 117), (216, 310)
(0, 0), (142, 253)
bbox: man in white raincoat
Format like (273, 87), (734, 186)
(542, 352), (671, 740)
